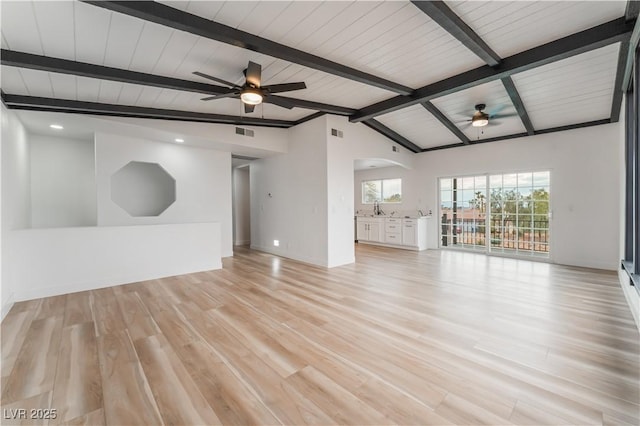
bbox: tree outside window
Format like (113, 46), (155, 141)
(362, 178), (402, 203)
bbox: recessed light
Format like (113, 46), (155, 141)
(50, 124), (63, 130)
(175, 138), (184, 143)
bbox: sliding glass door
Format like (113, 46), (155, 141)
(439, 176), (487, 252)
(439, 171), (551, 258)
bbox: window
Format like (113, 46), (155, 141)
(489, 171), (550, 257)
(439, 171), (551, 259)
(362, 178), (402, 203)
(439, 175), (486, 251)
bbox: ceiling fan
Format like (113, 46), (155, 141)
(193, 61), (306, 114)
(462, 104), (517, 127)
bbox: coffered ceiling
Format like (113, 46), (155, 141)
(1, 1), (638, 153)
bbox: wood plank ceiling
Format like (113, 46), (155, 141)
(1, 0), (638, 153)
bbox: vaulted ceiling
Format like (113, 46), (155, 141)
(1, 1), (638, 153)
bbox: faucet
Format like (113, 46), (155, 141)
(373, 200), (384, 215)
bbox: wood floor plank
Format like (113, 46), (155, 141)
(1, 316), (62, 404)
(60, 408), (105, 426)
(285, 366), (389, 425)
(90, 289), (126, 337)
(133, 334), (221, 425)
(1, 309), (37, 378)
(176, 342), (281, 425)
(33, 296), (66, 321)
(62, 292), (93, 328)
(97, 330), (162, 425)
(51, 322), (102, 423)
(353, 375), (456, 425)
(435, 392), (514, 425)
(115, 292), (160, 341)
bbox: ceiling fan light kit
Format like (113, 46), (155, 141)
(240, 88), (263, 105)
(471, 115), (489, 127)
(471, 103), (489, 127)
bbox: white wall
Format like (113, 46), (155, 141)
(95, 133), (233, 257)
(30, 135), (96, 228)
(233, 166), (251, 245)
(1, 105), (31, 318)
(9, 223), (221, 301)
(251, 117), (329, 265)
(355, 122), (623, 271)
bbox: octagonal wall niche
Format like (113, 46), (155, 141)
(111, 161), (176, 217)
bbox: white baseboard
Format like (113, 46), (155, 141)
(14, 261), (222, 303)
(234, 239), (250, 246)
(250, 244), (329, 268)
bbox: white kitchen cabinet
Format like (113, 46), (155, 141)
(356, 216), (429, 250)
(402, 219), (417, 246)
(356, 217), (384, 242)
(385, 217), (402, 244)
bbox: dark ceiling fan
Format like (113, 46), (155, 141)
(193, 61), (306, 113)
(460, 103), (517, 127)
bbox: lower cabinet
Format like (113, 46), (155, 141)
(356, 217), (384, 242)
(356, 216), (428, 250)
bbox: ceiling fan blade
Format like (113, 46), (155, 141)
(200, 92), (239, 101)
(244, 103), (256, 114)
(488, 120), (503, 126)
(265, 95), (295, 109)
(491, 112), (518, 119)
(262, 82), (307, 93)
(488, 104), (507, 117)
(245, 61), (262, 87)
(193, 71), (239, 88)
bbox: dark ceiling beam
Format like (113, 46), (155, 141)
(351, 17), (635, 122)
(420, 101), (470, 144)
(626, 0), (640, 21)
(361, 119), (422, 153)
(611, 40), (630, 122)
(410, 0), (501, 67)
(420, 118), (611, 152)
(81, 1), (413, 96)
(501, 76), (535, 135)
(621, 13), (640, 91)
(268, 96), (355, 116)
(1, 49), (232, 96)
(1, 93), (294, 128)
(1, 49), (355, 115)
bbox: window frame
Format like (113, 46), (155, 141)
(622, 43), (640, 293)
(438, 170), (551, 260)
(361, 178), (403, 204)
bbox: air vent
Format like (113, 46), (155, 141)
(392, 146), (399, 152)
(235, 127), (254, 137)
(330, 128), (343, 138)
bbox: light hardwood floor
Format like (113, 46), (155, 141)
(1, 245), (638, 425)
